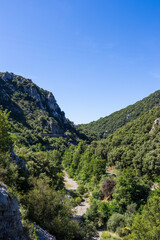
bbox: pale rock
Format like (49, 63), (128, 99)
(10, 150), (28, 173)
(0, 185), (25, 240)
(149, 118), (160, 134)
(29, 86), (41, 101)
(49, 121), (64, 134)
(2, 72), (13, 81)
(47, 92), (59, 112)
(36, 226), (56, 240)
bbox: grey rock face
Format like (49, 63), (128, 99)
(149, 118), (160, 134)
(47, 92), (59, 112)
(0, 72), (70, 136)
(49, 121), (64, 134)
(10, 150), (28, 173)
(36, 226), (56, 240)
(2, 72), (13, 81)
(29, 86), (41, 101)
(0, 185), (25, 240)
(47, 92), (67, 126)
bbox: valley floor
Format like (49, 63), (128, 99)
(64, 171), (90, 218)
(64, 171), (102, 240)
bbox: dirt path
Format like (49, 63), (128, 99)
(64, 171), (102, 239)
(64, 171), (78, 191)
(64, 171), (90, 220)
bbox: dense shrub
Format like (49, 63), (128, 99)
(125, 196), (160, 240)
(107, 213), (125, 232)
(24, 179), (80, 240)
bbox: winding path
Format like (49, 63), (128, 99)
(64, 171), (102, 239)
(64, 171), (90, 220)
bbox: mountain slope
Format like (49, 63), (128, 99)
(77, 90), (160, 140)
(0, 72), (67, 132)
(0, 72), (82, 147)
(63, 105), (160, 188)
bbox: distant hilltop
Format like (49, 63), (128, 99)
(77, 89), (160, 140)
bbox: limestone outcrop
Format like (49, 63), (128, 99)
(0, 184), (57, 240)
(2, 72), (13, 81)
(0, 72), (69, 136)
(0, 184), (25, 240)
(36, 226), (56, 240)
(149, 118), (160, 134)
(10, 150), (28, 173)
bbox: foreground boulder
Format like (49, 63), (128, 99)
(36, 226), (56, 240)
(0, 184), (56, 240)
(0, 184), (25, 240)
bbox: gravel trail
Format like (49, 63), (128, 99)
(64, 171), (90, 219)
(64, 171), (102, 239)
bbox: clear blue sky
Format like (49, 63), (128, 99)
(1, 0), (160, 124)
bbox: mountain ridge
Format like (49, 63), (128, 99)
(77, 90), (160, 140)
(0, 71), (84, 147)
(0, 72), (67, 131)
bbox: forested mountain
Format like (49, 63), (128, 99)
(63, 105), (160, 239)
(65, 106), (160, 183)
(77, 90), (160, 140)
(1, 71), (160, 240)
(0, 73), (93, 240)
(0, 72), (84, 148)
(0, 72), (67, 133)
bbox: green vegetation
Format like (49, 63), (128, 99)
(77, 90), (160, 140)
(1, 72), (160, 239)
(100, 232), (119, 240)
(0, 72), (84, 148)
(67, 106), (160, 185)
(125, 196), (160, 240)
(0, 109), (95, 239)
(0, 108), (18, 187)
(63, 106), (160, 238)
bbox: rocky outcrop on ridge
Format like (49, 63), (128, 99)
(0, 72), (69, 135)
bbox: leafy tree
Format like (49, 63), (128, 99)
(113, 168), (149, 212)
(0, 108), (12, 152)
(107, 213), (125, 233)
(84, 200), (100, 227)
(24, 179), (80, 240)
(126, 196), (160, 240)
(0, 109), (18, 187)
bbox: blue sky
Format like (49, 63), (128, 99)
(1, 0), (160, 124)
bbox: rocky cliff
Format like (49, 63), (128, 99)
(0, 184), (57, 240)
(0, 72), (69, 136)
(0, 184), (25, 240)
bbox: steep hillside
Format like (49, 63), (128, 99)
(63, 106), (160, 238)
(0, 72), (82, 147)
(0, 72), (67, 133)
(66, 106), (160, 185)
(77, 90), (160, 140)
(0, 107), (96, 240)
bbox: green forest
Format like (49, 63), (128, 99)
(77, 90), (160, 140)
(1, 72), (160, 240)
